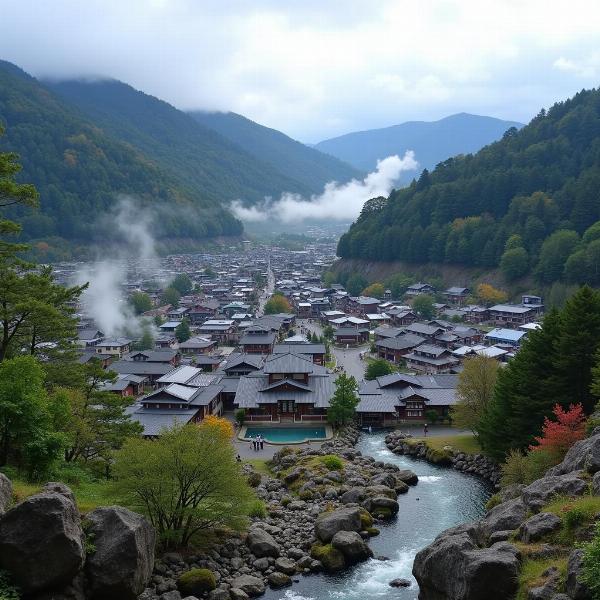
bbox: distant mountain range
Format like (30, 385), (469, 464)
(314, 113), (524, 176)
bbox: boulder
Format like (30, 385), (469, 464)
(208, 590), (230, 600)
(395, 469), (418, 485)
(479, 497), (528, 538)
(566, 549), (591, 600)
(339, 487), (367, 504)
(362, 496), (399, 517)
(0, 473), (12, 515)
(267, 572), (292, 589)
(413, 535), (520, 600)
(85, 506), (155, 600)
(331, 531), (373, 564)
(365, 485), (397, 499)
(274, 557), (296, 575)
(314, 506), (362, 543)
(522, 474), (588, 511)
(42, 482), (77, 506)
(389, 578), (411, 587)
(229, 589), (250, 600)
(0, 491), (85, 594)
(231, 575), (265, 597)
(519, 513), (562, 544)
(246, 528), (280, 558)
(547, 433), (600, 475)
(310, 543), (346, 572)
(370, 472), (396, 488)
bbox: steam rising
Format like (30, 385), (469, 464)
(229, 152), (418, 223)
(76, 196), (157, 337)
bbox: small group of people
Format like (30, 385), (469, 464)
(249, 435), (265, 451)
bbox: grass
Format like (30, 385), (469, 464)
(412, 433), (484, 456)
(516, 556), (568, 600)
(542, 494), (600, 544)
(244, 458), (272, 476)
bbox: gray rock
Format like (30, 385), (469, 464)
(339, 487), (367, 504)
(362, 496), (399, 517)
(274, 557), (296, 575)
(32, 572), (87, 600)
(498, 484), (525, 503)
(413, 533), (520, 600)
(566, 549), (591, 600)
(389, 578), (411, 587)
(207, 591), (229, 600)
(331, 531), (373, 564)
(160, 592), (181, 600)
(0, 473), (12, 515)
(0, 491), (85, 594)
(520, 513), (562, 544)
(287, 500), (307, 511)
(365, 485), (397, 499)
(246, 528), (280, 558)
(314, 506), (362, 543)
(488, 530), (514, 544)
(267, 572), (292, 589)
(231, 575), (265, 597)
(42, 482), (77, 505)
(252, 557), (269, 571)
(229, 589), (250, 600)
(370, 472), (396, 488)
(593, 471), (600, 495)
(522, 474), (588, 511)
(85, 506), (155, 600)
(480, 497), (528, 538)
(395, 469), (418, 485)
(547, 433), (600, 475)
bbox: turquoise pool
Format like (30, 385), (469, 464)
(244, 426), (327, 443)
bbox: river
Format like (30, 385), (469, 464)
(262, 431), (492, 600)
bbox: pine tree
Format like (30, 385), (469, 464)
(552, 286), (600, 413)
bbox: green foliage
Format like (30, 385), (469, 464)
(177, 568), (216, 595)
(129, 292), (153, 315)
(362, 282), (385, 299)
(310, 543), (345, 571)
(365, 358), (393, 381)
(581, 521), (600, 599)
(327, 374), (359, 427)
(113, 423), (255, 547)
(131, 325), (154, 351)
(0, 570), (20, 600)
(412, 294), (435, 319)
(337, 89), (600, 284)
(161, 287), (180, 308)
(425, 409), (439, 424)
(171, 274), (193, 296)
(234, 409), (246, 426)
(500, 247), (529, 281)
(248, 499), (266, 518)
(175, 318), (191, 343)
(384, 273), (415, 299)
(264, 293), (291, 315)
(346, 273), (368, 297)
(247, 471), (262, 488)
(319, 455), (344, 470)
(500, 448), (557, 487)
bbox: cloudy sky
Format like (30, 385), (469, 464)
(1, 0), (600, 142)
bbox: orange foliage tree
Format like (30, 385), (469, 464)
(530, 403), (586, 460)
(200, 415), (234, 439)
(476, 283), (508, 306)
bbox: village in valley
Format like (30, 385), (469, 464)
(63, 239), (546, 439)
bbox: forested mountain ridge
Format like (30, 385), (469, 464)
(338, 88), (600, 286)
(189, 110), (363, 192)
(48, 78), (317, 202)
(0, 61), (242, 250)
(315, 113), (523, 174)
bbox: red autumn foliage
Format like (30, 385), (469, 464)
(530, 403), (586, 458)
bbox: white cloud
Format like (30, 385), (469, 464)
(230, 151), (418, 223)
(553, 53), (600, 78)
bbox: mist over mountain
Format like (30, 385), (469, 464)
(315, 113), (524, 177)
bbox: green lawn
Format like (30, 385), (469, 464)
(413, 433), (484, 455)
(244, 458), (272, 476)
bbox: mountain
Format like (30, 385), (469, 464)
(315, 113), (524, 177)
(0, 60), (242, 252)
(189, 110), (362, 192)
(337, 89), (600, 287)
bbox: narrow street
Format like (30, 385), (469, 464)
(256, 255), (274, 317)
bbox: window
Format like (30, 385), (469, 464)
(272, 373), (284, 380)
(407, 410), (422, 417)
(292, 373), (304, 380)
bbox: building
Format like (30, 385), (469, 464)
(334, 326), (369, 346)
(239, 326), (277, 354)
(94, 338), (132, 358)
(178, 336), (217, 354)
(488, 302), (543, 327)
(273, 343), (326, 365)
(404, 344), (461, 374)
(444, 287), (470, 305)
(198, 320), (238, 344)
(375, 334), (426, 363)
(485, 328), (527, 347)
(234, 352), (334, 422)
(405, 283), (434, 297)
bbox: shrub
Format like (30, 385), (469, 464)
(581, 520), (600, 599)
(247, 472), (261, 488)
(501, 450), (529, 487)
(486, 494), (502, 510)
(501, 448), (557, 487)
(0, 571), (19, 600)
(563, 506), (586, 532)
(234, 409), (246, 426)
(319, 455), (344, 471)
(248, 499), (266, 518)
(177, 568), (217, 595)
(281, 497), (291, 507)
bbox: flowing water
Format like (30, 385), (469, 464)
(262, 431), (492, 600)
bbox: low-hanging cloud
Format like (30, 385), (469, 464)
(230, 151), (418, 223)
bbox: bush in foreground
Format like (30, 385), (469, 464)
(177, 568), (216, 595)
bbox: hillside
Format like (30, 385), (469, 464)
(315, 113), (523, 176)
(190, 110), (362, 191)
(0, 61), (242, 252)
(337, 88), (600, 287)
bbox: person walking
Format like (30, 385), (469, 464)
(259, 436), (264, 450)
(252, 437), (257, 451)
(423, 423), (428, 437)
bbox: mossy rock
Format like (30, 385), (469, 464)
(359, 509), (374, 529)
(366, 527), (380, 536)
(247, 472), (262, 487)
(426, 448), (453, 466)
(486, 494), (502, 511)
(373, 507), (393, 519)
(310, 542), (346, 572)
(177, 568), (216, 595)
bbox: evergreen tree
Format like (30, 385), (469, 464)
(171, 274), (193, 296)
(175, 318), (191, 343)
(327, 374), (359, 427)
(478, 309), (562, 459)
(552, 286), (600, 413)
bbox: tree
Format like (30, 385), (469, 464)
(552, 286), (600, 413)
(452, 356), (499, 435)
(264, 293), (291, 315)
(323, 325), (334, 341)
(161, 287), (181, 308)
(132, 326), (154, 351)
(478, 308), (563, 460)
(171, 274), (193, 296)
(175, 318), (191, 343)
(476, 283), (508, 306)
(412, 294), (435, 319)
(529, 404), (586, 461)
(201, 415), (234, 439)
(322, 271), (336, 286)
(365, 358), (394, 380)
(130, 292), (153, 315)
(362, 283), (385, 299)
(535, 230), (580, 283)
(346, 274), (368, 297)
(327, 374), (359, 426)
(113, 424), (255, 547)
(62, 359), (142, 467)
(0, 356), (65, 471)
(500, 247), (529, 281)
(204, 266), (216, 279)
